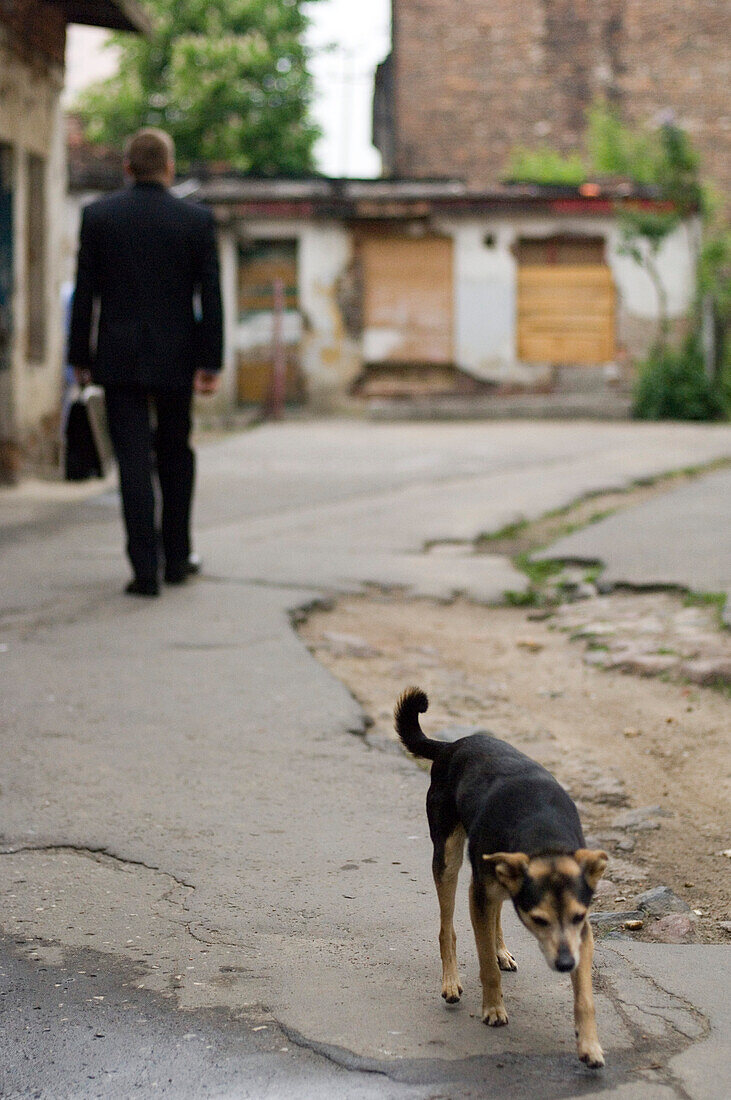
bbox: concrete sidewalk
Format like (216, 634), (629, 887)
(537, 465), (731, 623)
(1, 420), (730, 1098)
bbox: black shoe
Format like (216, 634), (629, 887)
(125, 578), (160, 597)
(164, 556), (202, 584)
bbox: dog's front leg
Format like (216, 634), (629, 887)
(469, 879), (508, 1026)
(571, 922), (604, 1067)
(495, 906), (517, 971)
(433, 828), (464, 1003)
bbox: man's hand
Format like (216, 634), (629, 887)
(194, 369), (220, 395)
(73, 367), (93, 387)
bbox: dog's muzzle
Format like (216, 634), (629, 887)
(555, 946), (576, 972)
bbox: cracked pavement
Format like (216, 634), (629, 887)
(1, 420), (730, 1098)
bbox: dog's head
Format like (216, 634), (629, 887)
(483, 850), (608, 973)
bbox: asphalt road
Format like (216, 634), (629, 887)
(1, 419), (730, 1098)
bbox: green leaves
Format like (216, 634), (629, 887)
(585, 104), (658, 185)
(506, 147), (587, 186)
(74, 0), (322, 174)
(632, 337), (728, 421)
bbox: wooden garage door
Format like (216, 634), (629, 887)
(518, 265), (616, 365)
(361, 236), (453, 363)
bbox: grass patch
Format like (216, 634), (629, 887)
(478, 518), (530, 545)
(503, 556), (565, 608)
(683, 590), (728, 629)
(504, 589), (540, 607)
(514, 554), (565, 586)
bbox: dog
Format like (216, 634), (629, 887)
(394, 686), (608, 1068)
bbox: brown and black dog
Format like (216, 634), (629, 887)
(395, 686), (608, 1068)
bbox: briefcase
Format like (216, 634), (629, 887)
(64, 385), (113, 481)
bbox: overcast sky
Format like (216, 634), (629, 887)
(64, 0), (392, 178)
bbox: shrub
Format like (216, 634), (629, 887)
(505, 147), (587, 186)
(632, 336), (728, 421)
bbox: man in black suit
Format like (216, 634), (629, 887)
(69, 129), (223, 596)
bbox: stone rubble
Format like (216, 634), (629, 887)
(551, 591), (731, 686)
(633, 885), (691, 916)
(645, 913), (697, 943)
(612, 806), (673, 831)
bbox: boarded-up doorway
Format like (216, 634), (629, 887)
(360, 234), (453, 364)
(516, 236), (615, 364)
(237, 239), (303, 404)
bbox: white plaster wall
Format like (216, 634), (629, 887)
(230, 219), (359, 409)
(211, 208), (699, 406)
(298, 223), (360, 407)
(444, 213), (697, 379)
(0, 39), (65, 445)
(607, 220), (697, 319)
(444, 219), (517, 380)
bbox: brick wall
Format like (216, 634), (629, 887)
(618, 1), (729, 197)
(390, 0), (730, 197)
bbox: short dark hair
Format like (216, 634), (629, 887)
(124, 128), (175, 182)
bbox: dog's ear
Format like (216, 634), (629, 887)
(575, 849), (608, 891)
(483, 852), (530, 895)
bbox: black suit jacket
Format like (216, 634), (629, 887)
(69, 182), (223, 389)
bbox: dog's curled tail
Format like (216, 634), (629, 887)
(394, 687), (444, 761)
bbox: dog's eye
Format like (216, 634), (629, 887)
(571, 912), (586, 924)
(531, 914), (550, 927)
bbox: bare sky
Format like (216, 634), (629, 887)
(64, 0), (392, 178)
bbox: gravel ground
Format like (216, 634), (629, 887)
(300, 590), (730, 945)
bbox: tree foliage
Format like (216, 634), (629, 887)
(75, 0), (322, 174)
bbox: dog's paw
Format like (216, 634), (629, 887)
(497, 948), (517, 971)
(441, 978), (463, 1004)
(577, 1040), (605, 1069)
(483, 1004), (509, 1027)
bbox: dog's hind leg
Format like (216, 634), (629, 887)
(433, 826), (465, 1003)
(469, 878), (508, 1026)
(571, 922), (604, 1068)
(495, 905), (517, 971)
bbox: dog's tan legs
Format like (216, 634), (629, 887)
(571, 922), (604, 1067)
(434, 827), (465, 1003)
(469, 879), (508, 1026)
(495, 906), (517, 971)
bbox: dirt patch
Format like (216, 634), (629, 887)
(299, 591), (730, 944)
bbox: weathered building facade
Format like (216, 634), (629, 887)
(0, 0), (147, 482)
(190, 177), (697, 413)
(375, 1), (730, 197)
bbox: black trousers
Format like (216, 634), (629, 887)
(104, 386), (194, 582)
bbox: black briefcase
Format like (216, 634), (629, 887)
(64, 386), (111, 481)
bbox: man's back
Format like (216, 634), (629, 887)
(69, 182), (222, 390)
